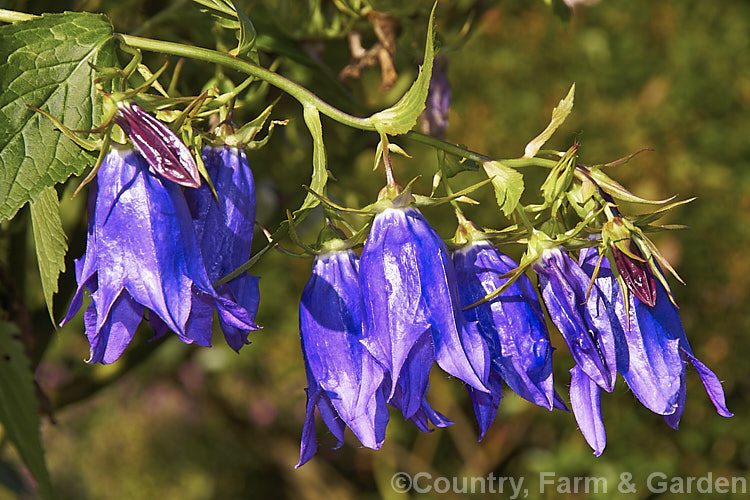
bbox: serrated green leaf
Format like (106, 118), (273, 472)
(298, 105), (327, 212)
(29, 187), (67, 324)
(369, 2), (437, 135)
(483, 160), (524, 216)
(0, 12), (116, 221)
(0, 321), (52, 499)
(524, 83), (575, 158)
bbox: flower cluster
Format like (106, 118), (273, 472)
(61, 140), (260, 363)
(297, 199), (732, 463)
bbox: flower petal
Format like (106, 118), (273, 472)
(569, 365), (606, 456)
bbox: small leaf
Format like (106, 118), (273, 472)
(483, 160), (525, 216)
(298, 105), (327, 212)
(438, 150), (479, 178)
(29, 187), (67, 323)
(589, 168), (675, 205)
(369, 2), (437, 135)
(0, 321), (53, 499)
(0, 12), (116, 221)
(524, 83), (575, 158)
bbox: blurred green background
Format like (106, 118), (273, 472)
(1, 0), (748, 498)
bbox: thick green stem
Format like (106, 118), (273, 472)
(117, 34), (376, 131)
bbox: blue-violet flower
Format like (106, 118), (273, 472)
(185, 146), (261, 351)
(60, 147), (256, 363)
(359, 206), (490, 424)
(454, 241), (564, 438)
(297, 249), (388, 467)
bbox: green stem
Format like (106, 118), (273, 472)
(117, 34), (376, 131)
(404, 131), (492, 163)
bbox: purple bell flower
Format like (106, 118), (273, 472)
(359, 206), (490, 422)
(580, 247), (732, 429)
(184, 146), (261, 351)
(419, 55), (451, 138)
(533, 247), (616, 456)
(114, 102), (201, 188)
(454, 241), (565, 439)
(60, 147), (256, 363)
(297, 250), (389, 468)
(534, 248), (617, 392)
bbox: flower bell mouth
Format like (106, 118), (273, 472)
(114, 102), (202, 188)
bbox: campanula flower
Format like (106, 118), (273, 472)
(534, 247), (616, 392)
(579, 247), (732, 429)
(114, 102), (201, 188)
(297, 249), (388, 467)
(533, 247), (616, 456)
(60, 147), (255, 363)
(454, 241), (564, 438)
(185, 146), (260, 351)
(420, 55), (451, 138)
(359, 205), (490, 419)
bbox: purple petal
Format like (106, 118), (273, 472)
(536, 249), (616, 391)
(454, 242), (556, 409)
(569, 365), (606, 456)
(360, 207), (489, 395)
(84, 292), (143, 364)
(300, 251), (388, 452)
(467, 371), (503, 440)
(580, 247), (682, 415)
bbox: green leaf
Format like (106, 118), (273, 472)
(0, 12), (116, 221)
(298, 105), (327, 212)
(524, 83), (575, 158)
(192, 0), (258, 60)
(483, 160), (525, 216)
(0, 321), (53, 499)
(369, 2), (437, 135)
(29, 187), (67, 323)
(589, 168), (675, 205)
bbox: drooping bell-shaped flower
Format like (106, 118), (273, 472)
(534, 247), (616, 392)
(579, 247), (681, 417)
(184, 146), (260, 351)
(419, 55), (451, 138)
(114, 102), (201, 188)
(359, 204), (490, 422)
(579, 247), (732, 430)
(297, 249), (389, 468)
(454, 241), (564, 439)
(533, 247), (616, 456)
(60, 147), (256, 363)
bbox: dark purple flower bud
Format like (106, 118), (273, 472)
(114, 102), (201, 188)
(533, 248), (616, 392)
(184, 146), (260, 351)
(611, 241), (657, 307)
(419, 55), (451, 138)
(60, 147), (256, 363)
(453, 241), (567, 438)
(359, 206), (490, 418)
(296, 250), (389, 468)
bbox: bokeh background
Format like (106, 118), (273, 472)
(1, 0), (748, 498)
